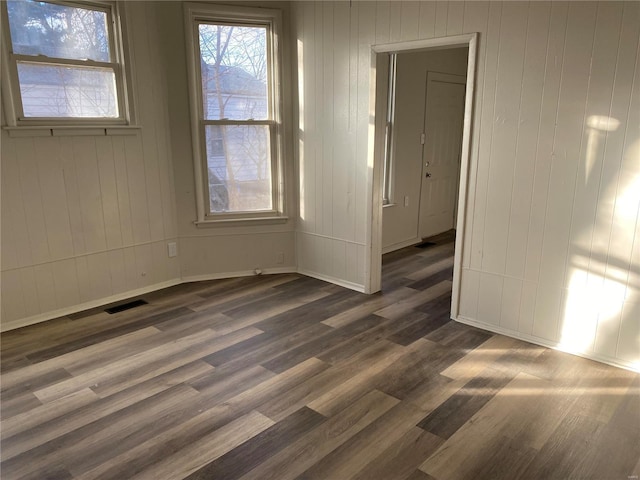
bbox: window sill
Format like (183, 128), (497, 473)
(195, 215), (290, 228)
(3, 125), (141, 138)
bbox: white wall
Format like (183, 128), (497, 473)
(1, 2), (181, 331)
(293, 1), (640, 370)
(382, 48), (468, 252)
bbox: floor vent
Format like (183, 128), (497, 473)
(415, 241), (437, 249)
(105, 299), (148, 314)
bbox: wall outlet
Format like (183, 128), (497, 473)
(404, 196), (410, 207)
(167, 242), (178, 258)
(276, 252), (285, 264)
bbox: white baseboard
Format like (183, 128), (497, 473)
(296, 268), (365, 293)
(181, 266), (297, 283)
(454, 314), (639, 373)
(382, 237), (422, 254)
(1, 279), (182, 333)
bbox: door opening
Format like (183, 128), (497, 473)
(366, 34), (478, 322)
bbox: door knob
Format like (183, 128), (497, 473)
(425, 172), (432, 178)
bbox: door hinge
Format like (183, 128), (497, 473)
(420, 133), (426, 145)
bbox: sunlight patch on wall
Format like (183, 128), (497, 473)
(584, 115), (620, 183)
(560, 267), (626, 355)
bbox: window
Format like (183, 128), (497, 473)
(1, 0), (133, 125)
(383, 53), (397, 205)
(185, 3), (284, 221)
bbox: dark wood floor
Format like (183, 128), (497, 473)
(1, 231), (639, 480)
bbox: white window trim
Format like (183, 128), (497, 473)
(184, 2), (286, 225)
(0, 0), (138, 129)
(382, 53), (397, 207)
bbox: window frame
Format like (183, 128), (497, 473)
(0, 0), (136, 127)
(382, 53), (397, 206)
(184, 2), (285, 224)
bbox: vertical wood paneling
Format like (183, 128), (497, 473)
(20, 267), (41, 318)
(400, 2), (420, 41)
(314, 2), (325, 235)
(140, 1), (178, 241)
(95, 136), (124, 250)
(597, 1), (640, 302)
(60, 136), (87, 256)
(34, 263), (57, 314)
(459, 268), (479, 319)
(51, 258), (81, 309)
(322, 2), (335, 237)
(73, 137), (108, 253)
(2, 270), (26, 322)
(124, 135), (152, 245)
(111, 136), (135, 246)
(500, 278), (523, 332)
(16, 138), (51, 265)
(469, 1), (502, 271)
(524, 2), (569, 284)
(1, 134), (32, 269)
(418, 2), (436, 39)
(617, 301), (640, 364)
(389, 2), (402, 43)
(476, 272), (503, 326)
(434, 2), (448, 37)
(35, 137), (75, 260)
(294, 1), (639, 369)
(445, 1), (464, 36)
(332, 2), (350, 241)
(1, 3), (180, 329)
(126, 4), (163, 243)
(346, 3), (359, 242)
(375, 2), (391, 44)
(355, 2), (376, 246)
(87, 252), (113, 300)
(566, 3), (623, 279)
(123, 247), (140, 293)
(481, 2), (528, 274)
(538, 2), (598, 289)
(504, 2), (551, 279)
(107, 249), (128, 296)
(518, 280), (537, 335)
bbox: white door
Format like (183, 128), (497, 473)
(418, 72), (466, 239)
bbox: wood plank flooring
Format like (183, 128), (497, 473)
(2, 231), (639, 480)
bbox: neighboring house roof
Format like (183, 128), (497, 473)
(201, 63), (266, 96)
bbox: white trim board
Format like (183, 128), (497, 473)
(296, 269), (366, 293)
(382, 237), (422, 255)
(181, 266), (297, 283)
(0, 279), (182, 333)
(454, 314), (639, 374)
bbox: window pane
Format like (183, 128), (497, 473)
(17, 63), (118, 118)
(7, 0), (110, 62)
(205, 125), (272, 213)
(198, 24), (268, 120)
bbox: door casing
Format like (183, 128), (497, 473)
(364, 33), (478, 323)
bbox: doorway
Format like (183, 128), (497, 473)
(366, 34), (478, 321)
